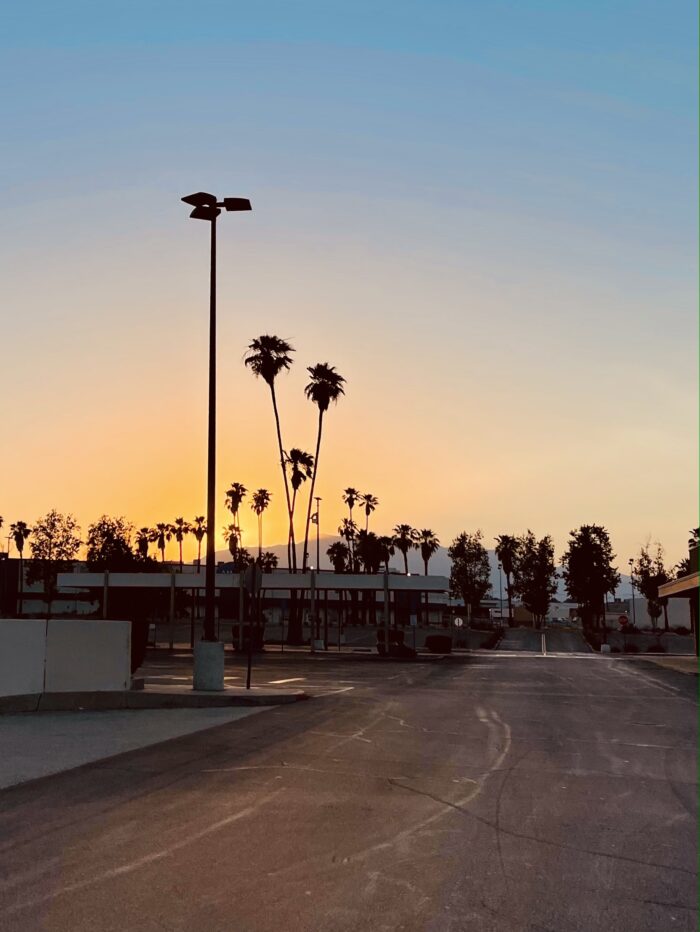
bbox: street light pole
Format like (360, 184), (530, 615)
(182, 192), (251, 687)
(498, 562), (503, 621)
(315, 497), (321, 570)
(628, 558), (636, 627)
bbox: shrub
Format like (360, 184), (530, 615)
(646, 643), (666, 653)
(623, 643), (640, 653)
(673, 626), (690, 636)
(611, 646), (621, 653)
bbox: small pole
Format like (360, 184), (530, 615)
(245, 589), (253, 689)
(309, 568), (316, 653)
(315, 497), (321, 570)
(169, 569), (176, 650)
(238, 572), (245, 651)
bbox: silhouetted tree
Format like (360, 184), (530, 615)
(251, 489), (272, 558)
(10, 521), (31, 615)
(356, 530), (384, 574)
(361, 493), (379, 531)
(27, 510), (81, 619)
(86, 515), (136, 571)
(225, 483), (247, 546)
(153, 523), (172, 563)
(448, 531), (491, 618)
(633, 543), (670, 632)
(171, 517), (191, 571)
(245, 335), (295, 568)
(259, 551), (279, 573)
(393, 524), (418, 575)
(338, 518), (359, 568)
(301, 363), (346, 573)
(378, 535), (395, 572)
(135, 527), (154, 561)
(286, 449), (314, 563)
(561, 525), (620, 630)
(495, 534), (521, 623)
(418, 529), (440, 574)
(327, 541), (350, 573)
(513, 531), (557, 628)
(192, 516), (206, 569)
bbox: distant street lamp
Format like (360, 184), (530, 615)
(182, 192), (251, 685)
(498, 562), (503, 621)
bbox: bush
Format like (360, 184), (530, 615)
(646, 643), (666, 653)
(673, 626), (691, 636)
(585, 632), (601, 651)
(623, 643), (640, 653)
(611, 646), (621, 653)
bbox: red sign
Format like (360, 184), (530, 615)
(618, 615), (629, 627)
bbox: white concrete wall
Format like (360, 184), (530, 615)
(0, 620), (131, 696)
(0, 620), (47, 696)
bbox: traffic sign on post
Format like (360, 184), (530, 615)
(618, 615), (629, 628)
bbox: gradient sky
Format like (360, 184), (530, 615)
(2, 1), (697, 568)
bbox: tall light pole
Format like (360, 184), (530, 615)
(314, 497), (321, 570)
(498, 561), (503, 621)
(182, 193), (251, 685)
(628, 558), (636, 626)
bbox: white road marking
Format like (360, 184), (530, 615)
(267, 677), (306, 684)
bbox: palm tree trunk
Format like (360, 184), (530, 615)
(506, 572), (513, 622)
(258, 514), (263, 559)
(179, 541), (183, 572)
(403, 551), (408, 574)
(270, 384), (294, 570)
(302, 410), (324, 573)
(288, 488), (298, 571)
(18, 553), (24, 616)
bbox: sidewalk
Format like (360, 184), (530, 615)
(636, 655), (698, 675)
(0, 706), (267, 790)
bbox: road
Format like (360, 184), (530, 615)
(0, 656), (696, 931)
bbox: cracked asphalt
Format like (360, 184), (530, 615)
(0, 656), (696, 931)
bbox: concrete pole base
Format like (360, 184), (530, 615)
(193, 640), (225, 691)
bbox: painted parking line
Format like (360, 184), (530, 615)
(267, 677), (307, 684)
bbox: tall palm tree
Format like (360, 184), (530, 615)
(361, 493), (379, 531)
(135, 527), (152, 560)
(251, 489), (272, 558)
(154, 523), (172, 562)
(259, 551), (279, 573)
(286, 448), (314, 563)
(418, 529), (440, 574)
(192, 516), (206, 569)
(301, 364), (346, 572)
(393, 524), (418, 575)
(338, 519), (359, 568)
(495, 534), (521, 623)
(244, 335), (295, 568)
(10, 521), (31, 615)
(343, 488), (361, 523)
(225, 483), (247, 530)
(171, 517), (191, 571)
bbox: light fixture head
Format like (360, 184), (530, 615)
(182, 192), (217, 208)
(189, 205), (221, 221)
(222, 197), (252, 212)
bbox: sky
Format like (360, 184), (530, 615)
(1, 1), (697, 569)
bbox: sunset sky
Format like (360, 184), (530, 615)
(2, 1), (697, 568)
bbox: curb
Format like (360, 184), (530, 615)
(0, 688), (309, 714)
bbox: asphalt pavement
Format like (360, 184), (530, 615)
(0, 656), (696, 932)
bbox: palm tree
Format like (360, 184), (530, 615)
(192, 516), (206, 569)
(244, 335), (295, 567)
(154, 523), (172, 562)
(223, 523), (241, 560)
(338, 518), (359, 568)
(378, 535), (395, 572)
(286, 448), (314, 563)
(171, 517), (191, 571)
(418, 529), (440, 574)
(135, 527), (152, 560)
(10, 521), (31, 615)
(393, 524), (418, 575)
(343, 488), (361, 523)
(259, 551), (279, 573)
(251, 489), (272, 558)
(495, 534), (521, 623)
(361, 493), (379, 531)
(327, 541), (350, 573)
(301, 364), (346, 572)
(225, 482), (247, 542)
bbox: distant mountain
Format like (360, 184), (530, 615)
(213, 538), (633, 600)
